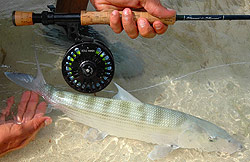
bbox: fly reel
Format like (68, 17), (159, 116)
(62, 40), (115, 93)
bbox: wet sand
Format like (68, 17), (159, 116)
(0, 0), (250, 161)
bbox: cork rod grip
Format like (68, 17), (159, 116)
(81, 11), (176, 25)
(12, 11), (34, 26)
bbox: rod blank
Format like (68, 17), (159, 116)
(177, 15), (250, 21)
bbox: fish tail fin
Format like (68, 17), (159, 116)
(4, 54), (46, 94)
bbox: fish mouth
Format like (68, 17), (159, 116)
(223, 140), (244, 154)
(232, 139), (244, 151)
(237, 143), (244, 151)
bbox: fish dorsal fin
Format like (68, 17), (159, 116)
(113, 83), (141, 103)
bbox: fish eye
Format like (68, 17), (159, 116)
(208, 136), (217, 142)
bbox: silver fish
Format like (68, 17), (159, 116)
(4, 56), (243, 160)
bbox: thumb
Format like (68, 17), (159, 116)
(22, 116), (52, 134)
(142, 0), (176, 18)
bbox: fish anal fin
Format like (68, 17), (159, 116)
(84, 128), (108, 142)
(148, 145), (178, 160)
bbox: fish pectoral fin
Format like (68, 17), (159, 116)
(148, 145), (179, 160)
(113, 82), (141, 103)
(84, 128), (108, 142)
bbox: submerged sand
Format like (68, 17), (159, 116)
(0, 0), (250, 161)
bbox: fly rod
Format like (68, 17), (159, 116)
(12, 11), (250, 26)
(11, 10), (250, 93)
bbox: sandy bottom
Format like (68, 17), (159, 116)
(0, 0), (250, 161)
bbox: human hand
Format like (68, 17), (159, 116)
(0, 91), (52, 157)
(90, 0), (176, 38)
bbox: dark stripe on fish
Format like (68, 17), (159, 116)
(57, 91), (65, 99)
(118, 101), (132, 118)
(68, 93), (79, 109)
(100, 100), (113, 118)
(85, 96), (96, 109)
(47, 86), (54, 97)
(137, 104), (147, 123)
(152, 106), (164, 125)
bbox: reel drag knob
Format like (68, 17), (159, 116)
(62, 41), (115, 93)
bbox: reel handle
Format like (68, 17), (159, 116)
(80, 11), (176, 25)
(12, 10), (176, 26)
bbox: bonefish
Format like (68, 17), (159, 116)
(4, 56), (243, 160)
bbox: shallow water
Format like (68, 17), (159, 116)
(0, 0), (250, 161)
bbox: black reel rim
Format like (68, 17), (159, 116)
(62, 40), (115, 93)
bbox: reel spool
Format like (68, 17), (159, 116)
(62, 40), (115, 93)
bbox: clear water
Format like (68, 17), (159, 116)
(0, 0), (250, 161)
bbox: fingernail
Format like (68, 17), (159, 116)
(123, 8), (129, 16)
(112, 10), (118, 16)
(45, 118), (52, 126)
(123, 9), (130, 21)
(155, 24), (162, 30)
(139, 19), (146, 28)
(167, 8), (174, 11)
